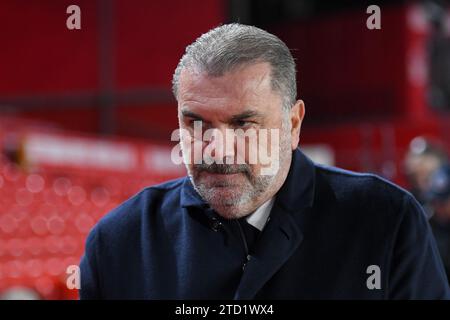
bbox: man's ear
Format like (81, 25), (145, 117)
(290, 100), (305, 150)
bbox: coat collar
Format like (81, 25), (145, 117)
(234, 148), (317, 299)
(274, 147), (316, 213)
(179, 148), (318, 299)
(180, 176), (208, 209)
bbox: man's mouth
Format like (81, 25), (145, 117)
(198, 171), (245, 186)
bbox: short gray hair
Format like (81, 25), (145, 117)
(172, 23), (297, 111)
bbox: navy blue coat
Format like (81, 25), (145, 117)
(80, 148), (450, 299)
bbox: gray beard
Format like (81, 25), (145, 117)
(189, 171), (274, 209)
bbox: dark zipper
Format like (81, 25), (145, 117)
(235, 219), (251, 270)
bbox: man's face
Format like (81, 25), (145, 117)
(406, 154), (442, 194)
(177, 62), (304, 219)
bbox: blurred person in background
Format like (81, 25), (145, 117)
(426, 165), (450, 281)
(404, 136), (448, 210)
(1, 133), (25, 167)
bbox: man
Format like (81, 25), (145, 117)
(80, 23), (450, 299)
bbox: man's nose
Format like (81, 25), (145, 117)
(204, 127), (235, 163)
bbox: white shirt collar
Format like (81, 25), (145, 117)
(245, 197), (275, 231)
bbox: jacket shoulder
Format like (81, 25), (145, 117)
(314, 163), (418, 215)
(316, 164), (413, 200)
(89, 177), (186, 240)
(313, 164), (450, 299)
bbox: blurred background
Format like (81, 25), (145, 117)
(0, 0), (449, 299)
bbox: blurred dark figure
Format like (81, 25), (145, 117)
(1, 133), (25, 167)
(404, 136), (448, 209)
(426, 0), (450, 110)
(426, 165), (450, 280)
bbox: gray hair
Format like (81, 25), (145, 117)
(172, 23), (297, 111)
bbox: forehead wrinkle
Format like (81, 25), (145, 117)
(179, 84), (231, 109)
(178, 63), (279, 122)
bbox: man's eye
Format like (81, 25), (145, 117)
(187, 119), (203, 127)
(235, 120), (252, 127)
